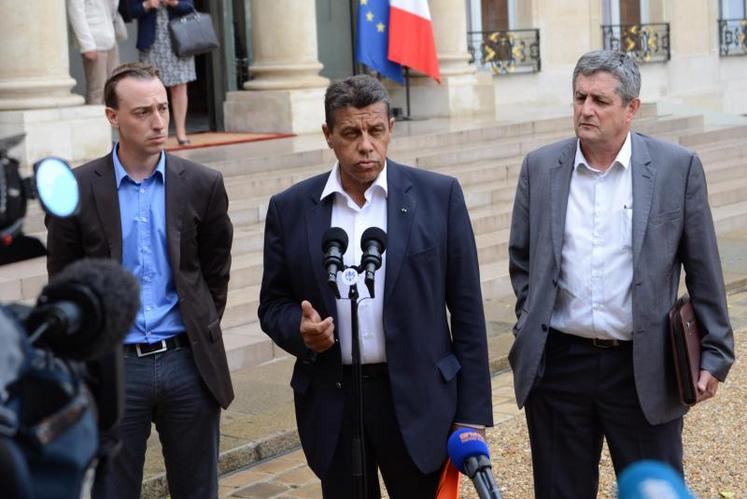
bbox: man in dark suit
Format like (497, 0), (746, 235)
(46, 62), (233, 499)
(508, 50), (734, 498)
(258, 75), (493, 498)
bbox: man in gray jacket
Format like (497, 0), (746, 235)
(508, 50), (734, 498)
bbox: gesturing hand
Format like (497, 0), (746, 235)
(299, 300), (335, 353)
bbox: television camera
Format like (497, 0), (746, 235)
(0, 134), (138, 498)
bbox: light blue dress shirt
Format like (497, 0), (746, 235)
(113, 145), (186, 344)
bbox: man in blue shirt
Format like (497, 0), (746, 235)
(46, 62), (233, 499)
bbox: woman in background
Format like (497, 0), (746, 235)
(130, 0), (195, 145)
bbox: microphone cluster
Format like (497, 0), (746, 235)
(322, 227), (387, 298)
(448, 428), (503, 499)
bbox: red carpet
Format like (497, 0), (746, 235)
(165, 131), (294, 151)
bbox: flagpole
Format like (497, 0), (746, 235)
(350, 0), (358, 75)
(404, 66), (411, 119)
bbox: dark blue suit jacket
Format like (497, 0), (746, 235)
(128, 0), (193, 51)
(258, 161), (493, 477)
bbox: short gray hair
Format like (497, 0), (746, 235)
(572, 50), (641, 104)
(324, 75), (391, 130)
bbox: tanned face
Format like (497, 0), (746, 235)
(322, 101), (394, 200)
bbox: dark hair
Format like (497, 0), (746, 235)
(324, 75), (392, 130)
(104, 62), (161, 109)
(572, 50), (641, 104)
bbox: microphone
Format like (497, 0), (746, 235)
(26, 258), (140, 361)
(322, 227), (348, 299)
(360, 227), (386, 298)
(447, 428), (502, 499)
(618, 460), (694, 499)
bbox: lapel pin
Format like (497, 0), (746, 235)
(401, 207), (408, 214)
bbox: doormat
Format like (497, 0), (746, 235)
(165, 131), (294, 151)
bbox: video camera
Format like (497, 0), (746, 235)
(0, 135), (139, 498)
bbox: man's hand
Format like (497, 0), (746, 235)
(451, 423), (486, 439)
(82, 51), (97, 62)
(143, 0), (160, 10)
(696, 370), (720, 402)
(163, 0), (179, 7)
(299, 300), (335, 353)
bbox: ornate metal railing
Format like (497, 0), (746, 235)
(718, 19), (747, 56)
(467, 29), (541, 75)
(601, 23), (670, 63)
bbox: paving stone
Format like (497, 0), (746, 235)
(231, 481), (290, 498)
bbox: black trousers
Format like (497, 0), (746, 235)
(321, 364), (442, 499)
(525, 330), (683, 499)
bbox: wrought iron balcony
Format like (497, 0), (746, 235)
(601, 23), (670, 63)
(467, 29), (541, 75)
(719, 19), (747, 56)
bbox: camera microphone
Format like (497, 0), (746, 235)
(360, 227), (386, 298)
(447, 428), (503, 499)
(322, 227), (348, 299)
(618, 460), (694, 499)
(26, 258), (140, 361)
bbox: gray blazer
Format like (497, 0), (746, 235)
(508, 132), (734, 424)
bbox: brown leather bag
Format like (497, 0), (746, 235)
(668, 295), (702, 406)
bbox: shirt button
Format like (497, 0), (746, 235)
(541, 324), (548, 332)
(145, 306), (152, 311)
(335, 382), (342, 390)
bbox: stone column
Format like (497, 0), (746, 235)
(0, 1), (110, 168)
(224, 0), (329, 134)
(430, 0), (474, 77)
(388, 0), (495, 118)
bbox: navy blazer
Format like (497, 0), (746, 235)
(128, 0), (194, 51)
(258, 161), (493, 477)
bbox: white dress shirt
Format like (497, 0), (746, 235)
(550, 132), (634, 340)
(320, 162), (388, 364)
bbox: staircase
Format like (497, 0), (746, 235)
(2, 104), (747, 373)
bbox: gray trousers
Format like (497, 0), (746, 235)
(82, 45), (119, 105)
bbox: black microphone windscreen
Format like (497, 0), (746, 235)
(41, 259), (140, 360)
(322, 227), (349, 252)
(361, 227), (387, 251)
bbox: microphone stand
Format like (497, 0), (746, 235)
(336, 264), (373, 499)
(347, 279), (366, 499)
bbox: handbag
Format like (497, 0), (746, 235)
(168, 8), (220, 58)
(668, 294), (702, 406)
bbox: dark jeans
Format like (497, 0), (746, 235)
(92, 345), (221, 499)
(525, 330), (683, 499)
(321, 365), (442, 499)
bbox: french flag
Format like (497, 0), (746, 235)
(388, 0), (441, 83)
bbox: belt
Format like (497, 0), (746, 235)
(342, 363), (388, 380)
(124, 334), (190, 357)
(549, 328), (631, 349)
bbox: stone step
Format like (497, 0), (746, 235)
(677, 124), (747, 148)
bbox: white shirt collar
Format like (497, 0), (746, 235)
(320, 161), (388, 203)
(574, 131), (632, 173)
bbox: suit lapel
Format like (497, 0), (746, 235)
(165, 153), (186, 273)
(383, 161), (416, 302)
(305, 179), (337, 321)
(91, 154), (123, 262)
(550, 141), (576, 271)
(630, 133), (655, 271)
